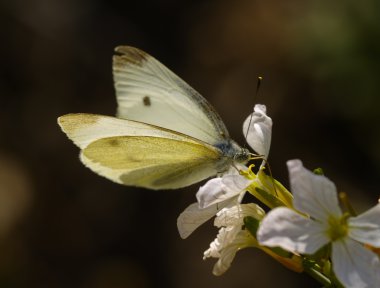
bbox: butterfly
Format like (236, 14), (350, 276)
(58, 46), (251, 190)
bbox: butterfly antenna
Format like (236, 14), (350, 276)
(244, 77), (263, 142)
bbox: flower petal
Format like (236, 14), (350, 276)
(222, 174), (251, 193)
(196, 175), (249, 209)
(196, 178), (224, 209)
(204, 226), (240, 260)
(243, 104), (272, 158)
(332, 238), (380, 288)
(257, 207), (329, 254)
(224, 163), (248, 175)
(214, 203), (265, 228)
(205, 228), (256, 276)
(177, 199), (234, 239)
(287, 159), (342, 221)
(348, 203), (380, 247)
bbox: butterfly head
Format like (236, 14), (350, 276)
(234, 147), (251, 163)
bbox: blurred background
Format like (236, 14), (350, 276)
(1, 0), (380, 287)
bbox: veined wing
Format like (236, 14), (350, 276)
(113, 46), (229, 145)
(58, 113), (206, 149)
(81, 136), (221, 189)
(57, 113), (223, 189)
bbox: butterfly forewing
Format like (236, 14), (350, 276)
(113, 46), (230, 145)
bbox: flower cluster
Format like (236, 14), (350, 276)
(177, 104), (380, 288)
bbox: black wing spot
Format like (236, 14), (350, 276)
(143, 96), (151, 106)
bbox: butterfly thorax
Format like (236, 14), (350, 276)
(214, 140), (250, 164)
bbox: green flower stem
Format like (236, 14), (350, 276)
(304, 265), (333, 287)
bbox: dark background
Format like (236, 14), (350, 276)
(1, 0), (380, 287)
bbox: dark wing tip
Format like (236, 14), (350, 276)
(113, 46), (148, 67)
(57, 113), (101, 132)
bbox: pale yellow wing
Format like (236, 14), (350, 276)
(57, 113), (197, 149)
(81, 136), (221, 189)
(58, 113), (223, 189)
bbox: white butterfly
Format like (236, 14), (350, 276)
(58, 46), (251, 190)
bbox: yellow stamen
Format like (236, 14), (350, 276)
(327, 214), (349, 241)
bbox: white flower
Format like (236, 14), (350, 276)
(243, 104), (272, 159)
(177, 104), (272, 239)
(257, 159), (380, 288)
(203, 204), (265, 275)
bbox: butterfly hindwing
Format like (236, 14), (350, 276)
(81, 136), (221, 189)
(58, 113), (223, 189)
